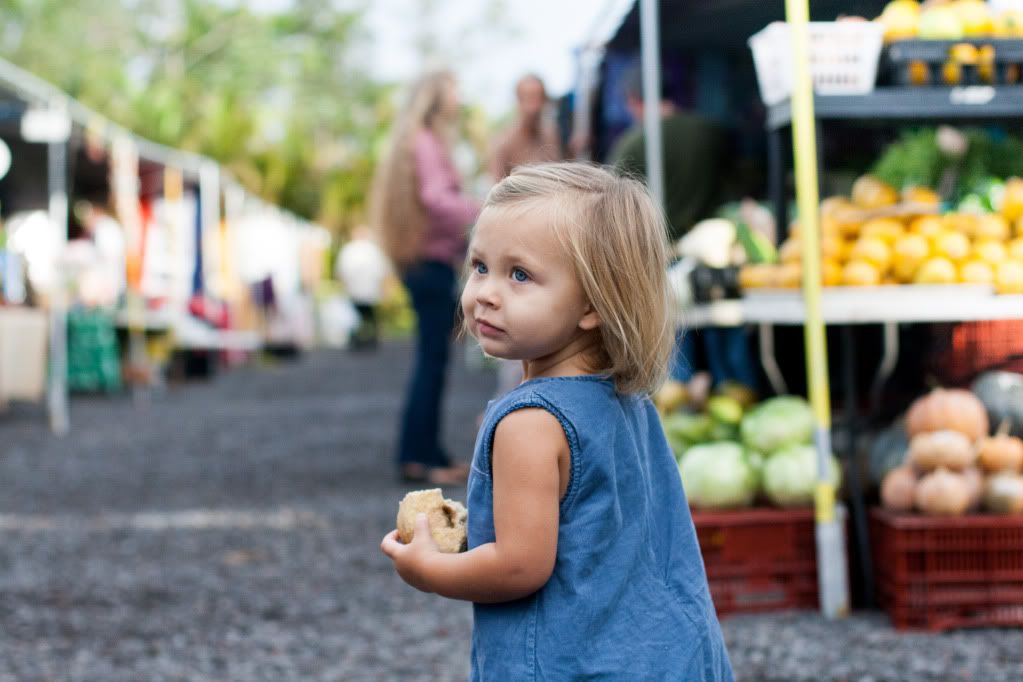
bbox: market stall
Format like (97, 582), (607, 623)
(602, 0), (1023, 628)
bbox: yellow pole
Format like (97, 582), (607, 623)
(784, 0), (849, 619)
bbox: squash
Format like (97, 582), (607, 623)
(976, 420), (1023, 474)
(908, 430), (976, 472)
(881, 466), (917, 513)
(972, 371), (1023, 438)
(962, 467), (984, 512)
(983, 472), (1023, 514)
(906, 388), (990, 442)
(915, 468), (972, 516)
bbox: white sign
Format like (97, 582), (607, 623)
(20, 108), (71, 143)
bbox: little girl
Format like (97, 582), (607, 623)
(382, 163), (734, 680)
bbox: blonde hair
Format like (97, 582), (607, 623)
(369, 69), (456, 269)
(482, 162), (675, 396)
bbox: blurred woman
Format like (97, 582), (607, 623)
(370, 69), (480, 485)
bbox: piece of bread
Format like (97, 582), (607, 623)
(396, 488), (468, 554)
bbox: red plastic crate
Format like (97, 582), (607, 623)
(871, 508), (1023, 631)
(693, 508), (820, 617)
(929, 320), (1023, 386)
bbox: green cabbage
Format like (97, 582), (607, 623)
(740, 396), (814, 453)
(678, 442), (757, 510)
(763, 444), (842, 508)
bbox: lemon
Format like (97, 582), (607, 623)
(932, 231), (971, 262)
(892, 233), (931, 282)
(959, 259), (995, 285)
(778, 263), (802, 289)
(1009, 238), (1023, 261)
(850, 237), (893, 272)
(822, 259), (843, 287)
(910, 215), (945, 240)
(861, 218), (906, 245)
(852, 175), (899, 210)
(954, 0), (993, 37)
(739, 264), (777, 290)
(973, 214), (1010, 241)
(944, 212), (979, 237)
(914, 257), (958, 285)
(903, 186), (941, 207)
(1002, 178), (1023, 222)
(842, 260), (882, 287)
(995, 260), (1023, 294)
(779, 238), (802, 264)
(974, 239), (1009, 264)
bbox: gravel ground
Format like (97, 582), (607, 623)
(1, 342), (1021, 681)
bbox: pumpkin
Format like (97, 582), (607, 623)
(961, 467), (985, 512)
(915, 468), (972, 516)
(983, 472), (1023, 514)
(881, 466), (917, 513)
(905, 388), (990, 442)
(972, 371), (1023, 438)
(907, 430), (976, 472)
(976, 421), (1023, 474)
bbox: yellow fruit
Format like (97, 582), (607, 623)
(911, 215), (946, 240)
(920, 5), (965, 40)
(932, 231), (971, 262)
(909, 60), (932, 85)
(949, 42), (980, 65)
(822, 259), (843, 287)
(1002, 177), (1023, 222)
(850, 237), (893, 272)
(974, 239), (1009, 264)
(959, 259), (995, 285)
(739, 264), (777, 290)
(915, 257), (958, 285)
(1009, 238), (1023, 261)
(893, 233), (931, 282)
(778, 262), (802, 289)
(953, 1), (992, 37)
(820, 234), (849, 262)
(993, 10), (1023, 38)
(655, 380), (689, 414)
(852, 175), (899, 210)
(943, 60), (963, 85)
(861, 217), (906, 244)
(879, 0), (921, 41)
(903, 186), (941, 206)
(974, 214), (1010, 241)
(779, 238), (802, 264)
(842, 260), (882, 287)
(944, 212), (979, 237)
(995, 260), (1023, 294)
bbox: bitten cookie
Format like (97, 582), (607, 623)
(396, 488), (468, 553)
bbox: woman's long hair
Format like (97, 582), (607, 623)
(369, 69), (455, 269)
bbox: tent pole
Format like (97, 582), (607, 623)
(638, 0), (664, 207)
(46, 137), (69, 435)
(785, 0), (850, 619)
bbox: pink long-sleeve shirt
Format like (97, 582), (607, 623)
(413, 129), (480, 266)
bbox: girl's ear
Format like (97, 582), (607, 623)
(578, 304), (601, 331)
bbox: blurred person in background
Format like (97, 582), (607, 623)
(370, 69), (480, 485)
(336, 225), (390, 351)
(610, 66), (758, 394)
(487, 74), (564, 398)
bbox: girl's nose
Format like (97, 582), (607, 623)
(475, 279), (500, 307)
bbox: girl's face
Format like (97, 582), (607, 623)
(461, 206), (600, 363)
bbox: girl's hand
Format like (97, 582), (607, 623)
(380, 513), (440, 592)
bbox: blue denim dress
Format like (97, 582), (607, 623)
(467, 375), (734, 681)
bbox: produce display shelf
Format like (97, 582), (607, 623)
(693, 507), (827, 617)
(871, 508), (1023, 632)
(683, 286), (1023, 329)
(766, 86), (1023, 131)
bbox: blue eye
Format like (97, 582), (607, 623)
(512, 268), (530, 283)
(474, 261), (488, 275)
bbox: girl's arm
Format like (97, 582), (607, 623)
(381, 408), (564, 603)
(413, 130), (480, 227)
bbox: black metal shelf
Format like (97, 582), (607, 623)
(767, 86), (1023, 131)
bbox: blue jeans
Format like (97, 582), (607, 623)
(398, 261), (458, 468)
(671, 327), (758, 389)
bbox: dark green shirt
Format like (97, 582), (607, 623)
(609, 112), (723, 242)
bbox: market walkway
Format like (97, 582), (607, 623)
(1, 344), (1021, 681)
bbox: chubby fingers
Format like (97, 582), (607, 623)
(380, 529), (403, 558)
